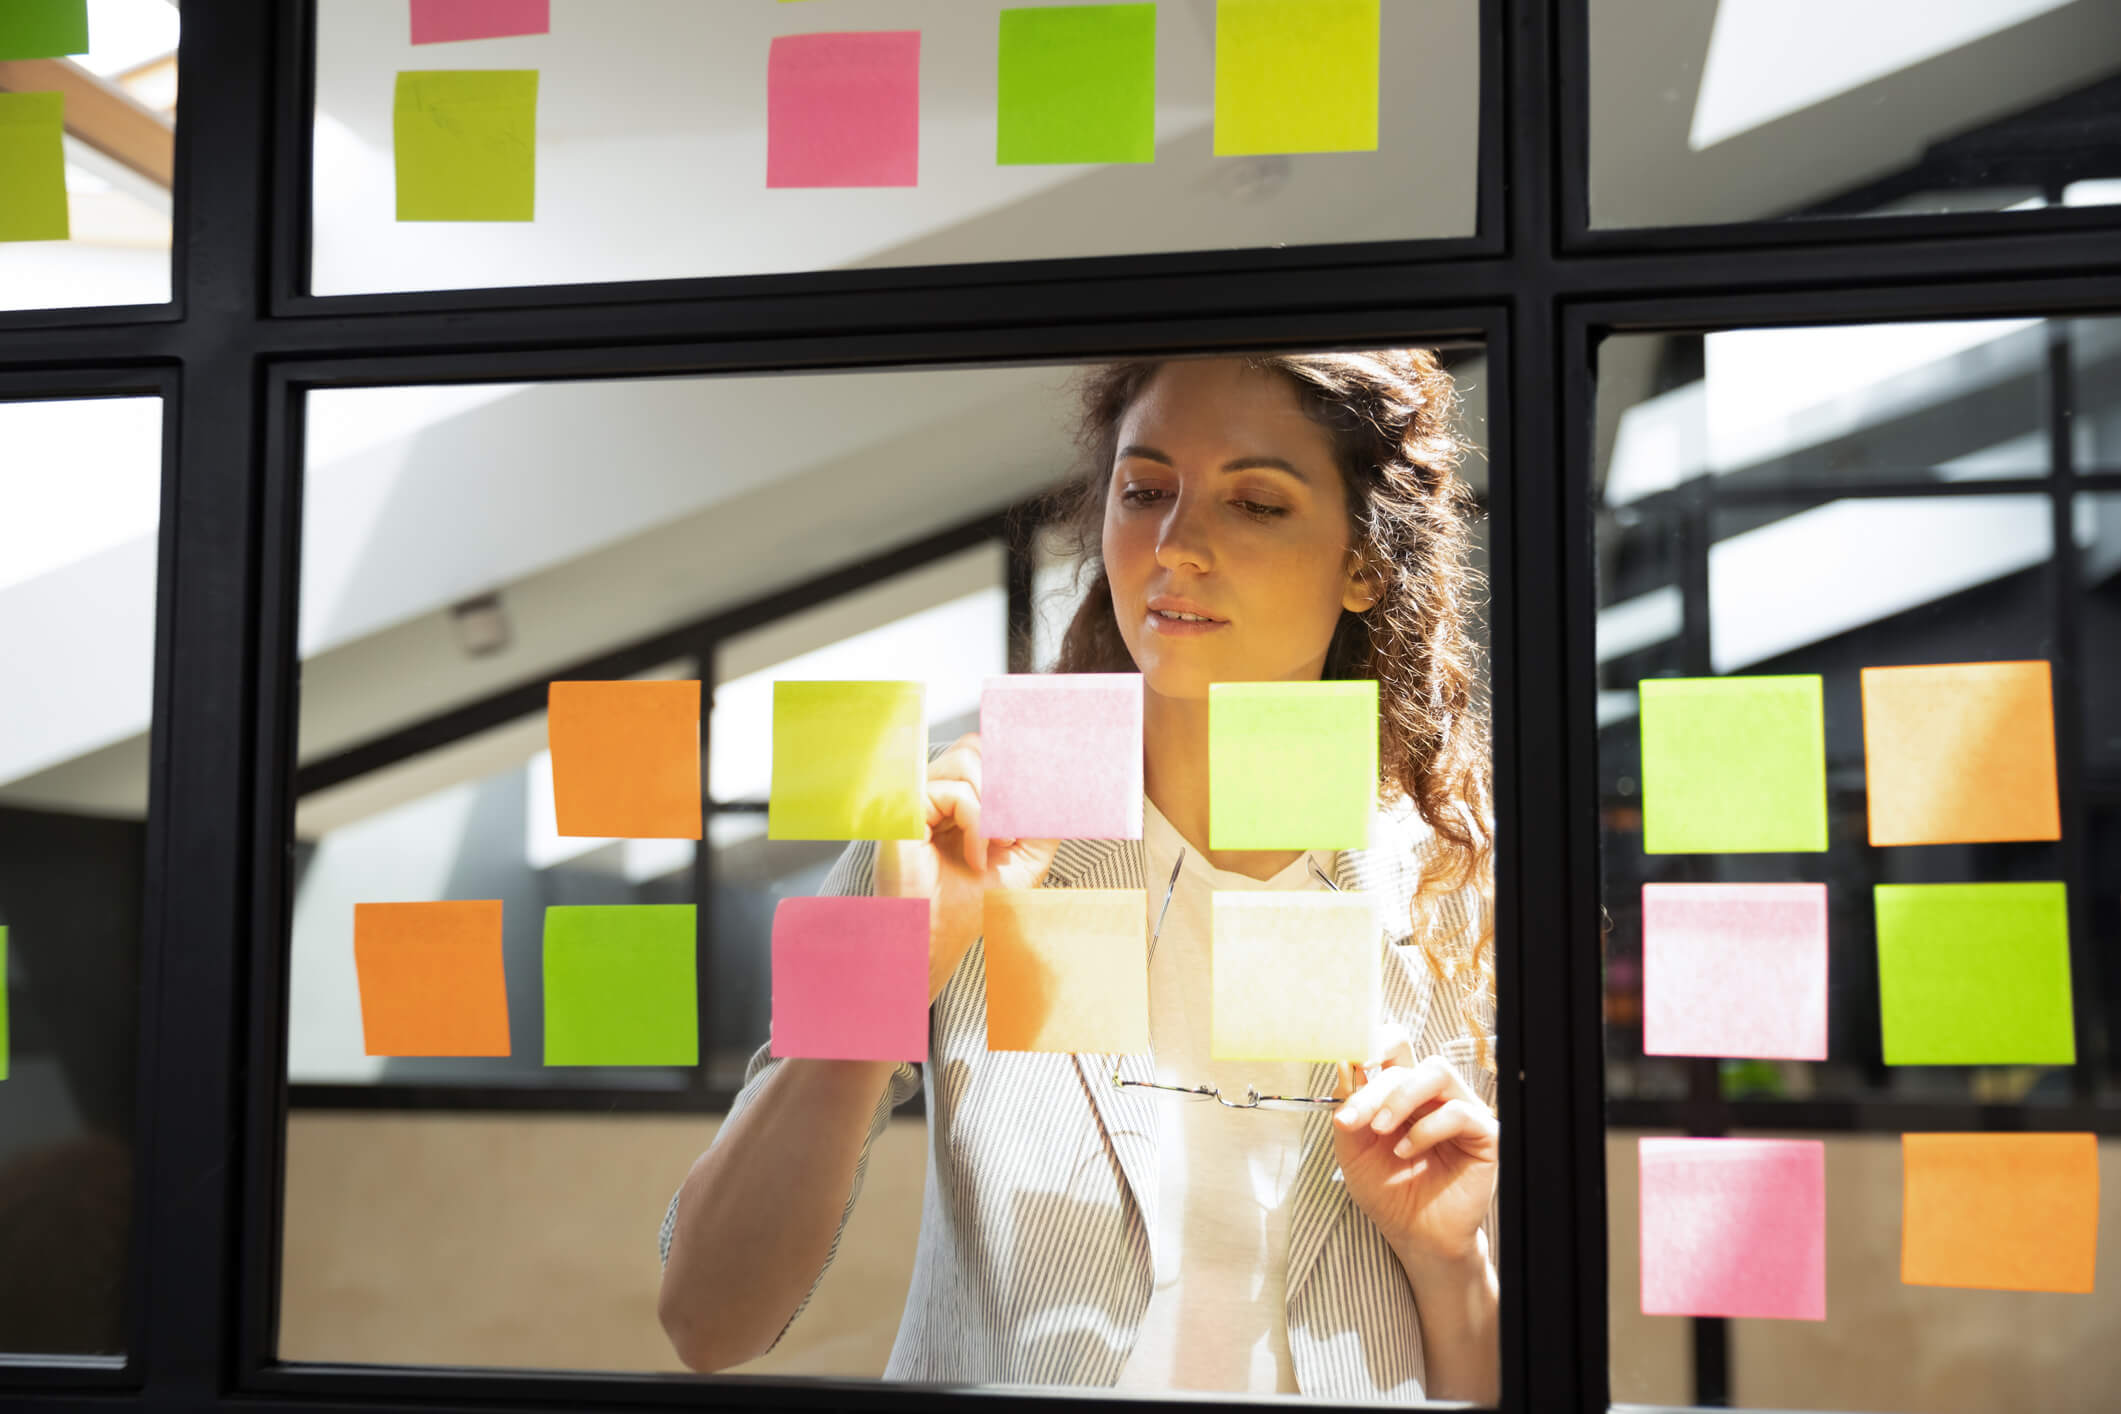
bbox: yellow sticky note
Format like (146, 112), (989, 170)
(768, 680), (927, 840)
(393, 69), (538, 221)
(1861, 661), (2060, 846)
(984, 889), (1149, 1053)
(1212, 892), (1378, 1061)
(1213, 0), (1380, 156)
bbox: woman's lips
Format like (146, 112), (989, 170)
(1145, 609), (1229, 637)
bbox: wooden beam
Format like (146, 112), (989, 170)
(0, 56), (174, 189)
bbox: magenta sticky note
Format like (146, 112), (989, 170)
(766, 30), (921, 188)
(980, 674), (1143, 840)
(770, 895), (930, 1062)
(410, 0), (550, 44)
(1640, 1137), (1826, 1320)
(1642, 883), (1828, 1060)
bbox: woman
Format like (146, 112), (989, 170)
(657, 350), (1498, 1402)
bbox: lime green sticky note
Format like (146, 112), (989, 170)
(543, 905), (697, 1066)
(997, 5), (1156, 166)
(1210, 680), (1376, 849)
(1876, 883), (2074, 1066)
(1639, 676), (1827, 854)
(0, 92), (69, 242)
(1, 925), (10, 1082)
(393, 70), (538, 222)
(769, 681), (927, 841)
(1213, 0), (1379, 156)
(0, 0), (87, 60)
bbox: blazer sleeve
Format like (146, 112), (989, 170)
(656, 835), (925, 1358)
(1410, 854), (1500, 1267)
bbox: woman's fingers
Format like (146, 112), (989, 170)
(925, 779), (987, 871)
(1334, 1056), (1475, 1135)
(1389, 1097), (1499, 1161)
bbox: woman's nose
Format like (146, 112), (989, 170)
(1152, 490), (1212, 570)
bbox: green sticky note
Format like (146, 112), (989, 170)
(1876, 883), (2074, 1066)
(0, 92), (69, 242)
(1213, 0), (1379, 156)
(393, 70), (538, 222)
(0, 0), (87, 60)
(997, 4), (1156, 165)
(1209, 680), (1376, 850)
(1, 925), (9, 1083)
(1639, 676), (1827, 854)
(543, 906), (697, 1066)
(769, 680), (927, 841)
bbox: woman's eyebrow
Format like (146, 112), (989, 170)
(1116, 443), (1310, 485)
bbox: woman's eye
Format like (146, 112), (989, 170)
(1236, 500), (1287, 519)
(1120, 487), (1167, 506)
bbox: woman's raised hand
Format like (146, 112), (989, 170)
(874, 733), (1060, 1005)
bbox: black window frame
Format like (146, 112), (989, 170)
(0, 1), (2115, 1410)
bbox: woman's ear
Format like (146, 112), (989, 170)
(1343, 549), (1384, 613)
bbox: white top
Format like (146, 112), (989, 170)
(1111, 793), (1336, 1396)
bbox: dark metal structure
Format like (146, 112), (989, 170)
(2, 1), (2117, 1410)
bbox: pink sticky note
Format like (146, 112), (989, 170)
(1640, 1137), (1826, 1320)
(1642, 883), (1828, 1060)
(410, 0), (550, 44)
(980, 674), (1143, 840)
(770, 896), (930, 1062)
(767, 31), (921, 188)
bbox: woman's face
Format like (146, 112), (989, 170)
(1102, 359), (1375, 698)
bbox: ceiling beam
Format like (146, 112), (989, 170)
(0, 56), (174, 189)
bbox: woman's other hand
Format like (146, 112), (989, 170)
(1329, 1020), (1499, 1272)
(874, 732), (1060, 1005)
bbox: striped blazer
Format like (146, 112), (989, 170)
(660, 795), (1497, 1402)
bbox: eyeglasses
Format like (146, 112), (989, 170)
(1108, 846), (1345, 1112)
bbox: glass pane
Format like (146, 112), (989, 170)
(2086, 492), (2121, 1118)
(0, 0), (177, 309)
(278, 348), (1502, 1405)
(308, 0), (1479, 296)
(1598, 318), (2120, 1410)
(0, 393), (162, 1356)
(1589, 0), (2121, 229)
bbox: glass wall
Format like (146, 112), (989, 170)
(308, 0), (1480, 295)
(1588, 0), (2121, 230)
(0, 392), (162, 1355)
(0, 0), (176, 309)
(1597, 316), (2121, 1409)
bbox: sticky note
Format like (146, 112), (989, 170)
(985, 889), (1149, 1053)
(980, 673), (1143, 840)
(768, 680), (927, 840)
(393, 70), (538, 221)
(542, 905), (697, 1066)
(997, 5), (1157, 165)
(1209, 680), (1376, 849)
(1, 926), (9, 1082)
(1213, 0), (1379, 156)
(1639, 1137), (1826, 1320)
(770, 896), (929, 1062)
(1639, 676), (1827, 854)
(410, 0), (550, 45)
(353, 901), (511, 1057)
(1642, 883), (1828, 1060)
(1902, 1133), (2097, 1293)
(1211, 892), (1379, 1061)
(0, 0), (87, 60)
(767, 31), (921, 188)
(0, 93), (69, 243)
(1876, 882), (2074, 1065)
(1861, 661), (2060, 846)
(547, 680), (702, 839)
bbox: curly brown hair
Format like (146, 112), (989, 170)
(1025, 350), (1495, 1069)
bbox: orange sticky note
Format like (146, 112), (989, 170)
(1902, 1132), (2097, 1293)
(353, 901), (512, 1056)
(984, 889), (1150, 1053)
(1861, 661), (2060, 846)
(547, 680), (702, 839)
